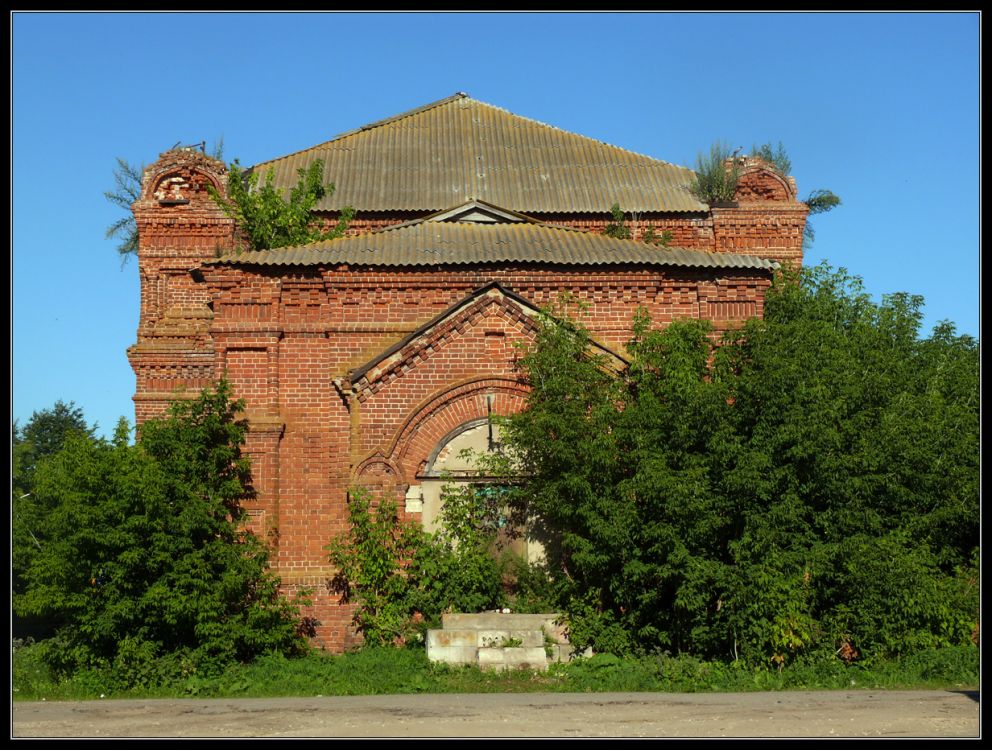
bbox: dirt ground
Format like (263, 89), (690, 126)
(11, 689), (980, 738)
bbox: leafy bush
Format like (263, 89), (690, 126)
(327, 489), (434, 646)
(209, 158), (355, 251)
(327, 482), (530, 647)
(497, 263), (979, 664)
(14, 382), (309, 684)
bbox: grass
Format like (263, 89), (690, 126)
(12, 642), (979, 702)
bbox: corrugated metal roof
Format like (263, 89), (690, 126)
(249, 93), (707, 214)
(209, 219), (777, 272)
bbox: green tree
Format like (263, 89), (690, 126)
(209, 159), (355, 252)
(13, 400), (95, 496)
(104, 158), (144, 262)
(499, 264), (979, 663)
(13, 401), (97, 636)
(15, 383), (308, 685)
(717, 272), (978, 663)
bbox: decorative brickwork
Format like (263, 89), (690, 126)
(130, 124), (806, 652)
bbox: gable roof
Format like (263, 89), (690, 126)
(249, 93), (707, 214)
(209, 208), (778, 272)
(346, 281), (628, 393)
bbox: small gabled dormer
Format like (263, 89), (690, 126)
(426, 199), (531, 225)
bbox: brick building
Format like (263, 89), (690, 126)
(128, 94), (808, 650)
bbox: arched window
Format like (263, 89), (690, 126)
(409, 419), (538, 562)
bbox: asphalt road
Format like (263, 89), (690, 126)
(11, 689), (980, 738)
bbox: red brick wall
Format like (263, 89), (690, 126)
(129, 148), (794, 652)
(190, 263), (772, 650)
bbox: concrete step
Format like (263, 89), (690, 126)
(478, 646), (549, 672)
(426, 629), (478, 666)
(427, 612), (572, 670)
(441, 612), (561, 634)
(426, 628), (543, 649)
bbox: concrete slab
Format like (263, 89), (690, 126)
(478, 647), (549, 672)
(442, 612), (561, 633)
(476, 630), (545, 648)
(426, 630), (478, 665)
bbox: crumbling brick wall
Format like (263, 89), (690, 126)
(129, 148), (792, 651)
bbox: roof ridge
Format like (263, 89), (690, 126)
(250, 93), (694, 177)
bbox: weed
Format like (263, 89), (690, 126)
(13, 640), (978, 701)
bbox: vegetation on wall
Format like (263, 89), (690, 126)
(489, 263), (978, 665)
(750, 140), (841, 246)
(604, 203), (633, 240)
(104, 141), (224, 263)
(208, 159), (355, 252)
(104, 158), (145, 261)
(605, 204), (673, 247)
(688, 141), (742, 205)
(641, 224), (674, 247)
(103, 141), (350, 260)
(751, 141), (792, 176)
(13, 383), (309, 688)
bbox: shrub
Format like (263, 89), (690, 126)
(209, 159), (355, 251)
(15, 383), (309, 684)
(689, 142), (741, 205)
(327, 483), (520, 647)
(497, 264), (979, 663)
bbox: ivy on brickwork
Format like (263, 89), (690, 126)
(208, 159), (356, 252)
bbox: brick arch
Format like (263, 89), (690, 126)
(354, 452), (400, 480)
(735, 162), (797, 202)
(141, 150), (227, 207)
(148, 168), (224, 207)
(360, 376), (529, 485)
(350, 452), (405, 505)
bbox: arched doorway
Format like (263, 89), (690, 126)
(407, 416), (539, 563)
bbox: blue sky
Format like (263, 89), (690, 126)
(12, 11), (980, 438)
